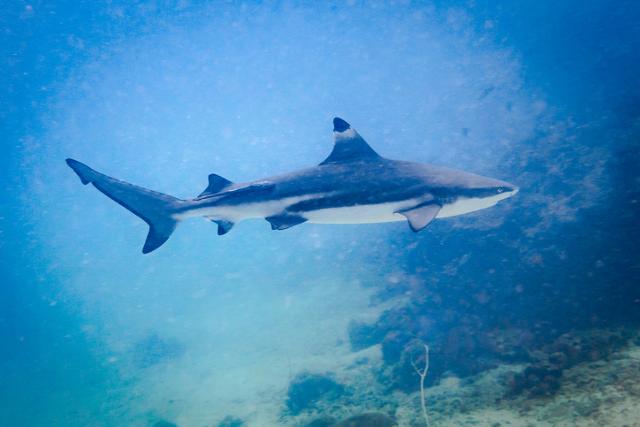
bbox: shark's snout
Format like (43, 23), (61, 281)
(504, 182), (519, 197)
(500, 182), (518, 196)
(468, 176), (519, 207)
(492, 181), (519, 205)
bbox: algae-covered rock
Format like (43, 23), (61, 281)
(334, 413), (397, 427)
(286, 372), (347, 415)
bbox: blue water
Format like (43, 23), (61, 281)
(2, 1), (639, 426)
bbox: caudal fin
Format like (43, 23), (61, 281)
(66, 158), (182, 254)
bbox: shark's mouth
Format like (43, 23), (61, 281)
(438, 192), (516, 218)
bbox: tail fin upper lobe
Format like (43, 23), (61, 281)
(66, 158), (182, 254)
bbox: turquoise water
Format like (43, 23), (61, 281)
(2, 2), (639, 426)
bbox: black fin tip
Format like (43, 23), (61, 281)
(333, 117), (350, 132)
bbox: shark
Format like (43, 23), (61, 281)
(66, 117), (518, 254)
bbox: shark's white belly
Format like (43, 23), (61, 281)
(305, 193), (512, 224)
(304, 201), (411, 224)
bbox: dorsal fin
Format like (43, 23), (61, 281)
(198, 174), (232, 197)
(319, 118), (381, 165)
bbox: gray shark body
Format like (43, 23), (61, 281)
(67, 118), (518, 253)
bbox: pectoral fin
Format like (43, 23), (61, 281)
(398, 203), (441, 232)
(265, 214), (307, 230)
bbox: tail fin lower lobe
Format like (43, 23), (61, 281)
(66, 158), (182, 254)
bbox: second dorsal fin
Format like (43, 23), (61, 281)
(319, 118), (381, 165)
(198, 173), (232, 197)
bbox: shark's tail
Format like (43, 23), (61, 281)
(66, 158), (183, 254)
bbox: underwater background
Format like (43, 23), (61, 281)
(2, 1), (640, 426)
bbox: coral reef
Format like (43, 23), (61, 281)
(349, 283), (634, 401)
(349, 305), (535, 393)
(506, 328), (630, 398)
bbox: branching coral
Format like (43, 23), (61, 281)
(411, 343), (431, 427)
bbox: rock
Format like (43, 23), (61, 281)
(217, 415), (244, 427)
(305, 416), (337, 427)
(334, 413), (397, 427)
(507, 364), (563, 397)
(348, 320), (389, 351)
(381, 331), (412, 365)
(286, 373), (347, 415)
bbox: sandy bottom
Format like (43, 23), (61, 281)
(111, 276), (402, 426)
(124, 325), (640, 427)
(88, 269), (640, 427)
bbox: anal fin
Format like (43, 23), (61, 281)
(265, 214), (307, 230)
(397, 203), (441, 232)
